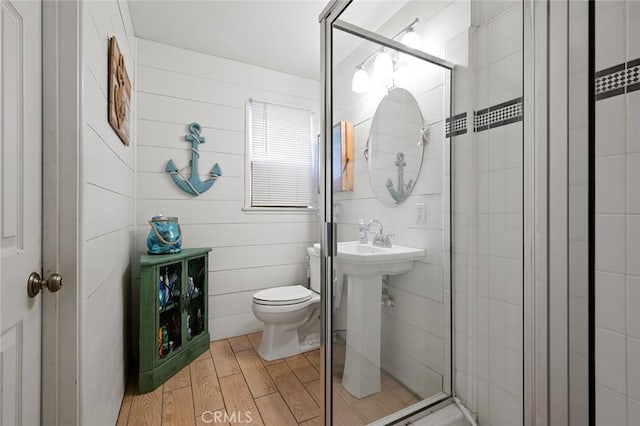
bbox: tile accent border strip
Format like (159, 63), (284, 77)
(595, 58), (640, 100)
(445, 97), (524, 138)
(627, 58), (640, 94)
(445, 112), (467, 138)
(473, 97), (523, 132)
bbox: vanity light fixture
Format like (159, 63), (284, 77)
(350, 18), (421, 94)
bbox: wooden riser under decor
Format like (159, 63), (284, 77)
(138, 332), (209, 394)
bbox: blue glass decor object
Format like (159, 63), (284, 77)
(162, 328), (169, 353)
(165, 122), (222, 196)
(186, 315), (192, 341)
(158, 277), (167, 308)
(169, 272), (180, 298)
(147, 214), (182, 255)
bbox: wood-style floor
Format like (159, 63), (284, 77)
(117, 332), (420, 426)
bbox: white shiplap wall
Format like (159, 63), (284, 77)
(332, 0), (470, 400)
(80, 0), (136, 425)
(134, 39), (320, 340)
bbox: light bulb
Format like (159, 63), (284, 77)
(401, 28), (422, 50)
(400, 29), (422, 65)
(393, 65), (411, 89)
(351, 66), (370, 93)
(373, 50), (394, 86)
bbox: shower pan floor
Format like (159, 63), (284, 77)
(117, 332), (421, 425)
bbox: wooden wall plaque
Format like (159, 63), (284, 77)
(108, 36), (131, 146)
(332, 121), (354, 192)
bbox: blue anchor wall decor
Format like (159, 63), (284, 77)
(386, 152), (414, 204)
(165, 122), (222, 196)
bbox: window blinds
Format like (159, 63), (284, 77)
(248, 100), (314, 207)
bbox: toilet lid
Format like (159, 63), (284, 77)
(253, 285), (312, 305)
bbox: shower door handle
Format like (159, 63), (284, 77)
(326, 222), (337, 257)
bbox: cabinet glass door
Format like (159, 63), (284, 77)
(158, 261), (183, 361)
(186, 257), (207, 341)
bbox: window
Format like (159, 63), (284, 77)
(246, 99), (315, 208)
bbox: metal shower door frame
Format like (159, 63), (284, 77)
(320, 2), (455, 424)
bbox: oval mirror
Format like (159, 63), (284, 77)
(366, 87), (427, 206)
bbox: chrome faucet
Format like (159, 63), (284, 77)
(367, 219), (393, 248)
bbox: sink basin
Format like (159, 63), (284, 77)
(336, 241), (425, 277)
(331, 241), (424, 398)
(337, 241), (424, 263)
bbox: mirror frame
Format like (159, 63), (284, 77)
(365, 86), (428, 206)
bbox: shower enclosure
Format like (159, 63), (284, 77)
(319, 0), (527, 424)
(324, 17), (455, 425)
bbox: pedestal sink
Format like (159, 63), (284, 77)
(336, 241), (424, 398)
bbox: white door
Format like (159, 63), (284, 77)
(1, 0), (44, 424)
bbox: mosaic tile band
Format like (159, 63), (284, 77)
(473, 97), (523, 132)
(446, 97), (524, 137)
(596, 58), (640, 101)
(446, 112), (467, 138)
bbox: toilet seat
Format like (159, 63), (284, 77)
(253, 285), (313, 306)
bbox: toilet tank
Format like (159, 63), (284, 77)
(307, 245), (321, 293)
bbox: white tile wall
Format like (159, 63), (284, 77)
(627, 337), (640, 400)
(628, 153), (640, 213)
(487, 5), (522, 64)
(628, 276), (640, 338)
(488, 384), (522, 426)
(597, 385), (627, 425)
(595, 97), (627, 157)
(596, 329), (628, 394)
(454, 2), (525, 425)
(596, 271), (627, 332)
(472, 1), (519, 28)
(595, 2), (640, 423)
(628, 92), (640, 153)
(134, 39), (320, 341)
(488, 52), (522, 107)
(596, 215), (626, 273)
(627, 216), (640, 277)
(596, 156), (626, 214)
(80, 0), (137, 425)
(628, 398), (640, 426)
(595, 2), (627, 70)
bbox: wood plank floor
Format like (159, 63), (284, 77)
(118, 332), (421, 425)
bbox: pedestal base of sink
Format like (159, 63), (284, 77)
(343, 345), (381, 398)
(336, 242), (425, 399)
(342, 274), (382, 399)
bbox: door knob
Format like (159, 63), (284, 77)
(27, 272), (63, 298)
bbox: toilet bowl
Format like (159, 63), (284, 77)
(251, 245), (321, 361)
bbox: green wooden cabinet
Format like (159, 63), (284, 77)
(138, 248), (211, 393)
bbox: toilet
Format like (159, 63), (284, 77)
(252, 245), (321, 361)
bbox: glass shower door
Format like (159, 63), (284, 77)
(322, 14), (454, 424)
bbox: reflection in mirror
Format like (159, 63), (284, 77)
(366, 87), (427, 206)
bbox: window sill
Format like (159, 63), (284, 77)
(242, 207), (319, 215)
